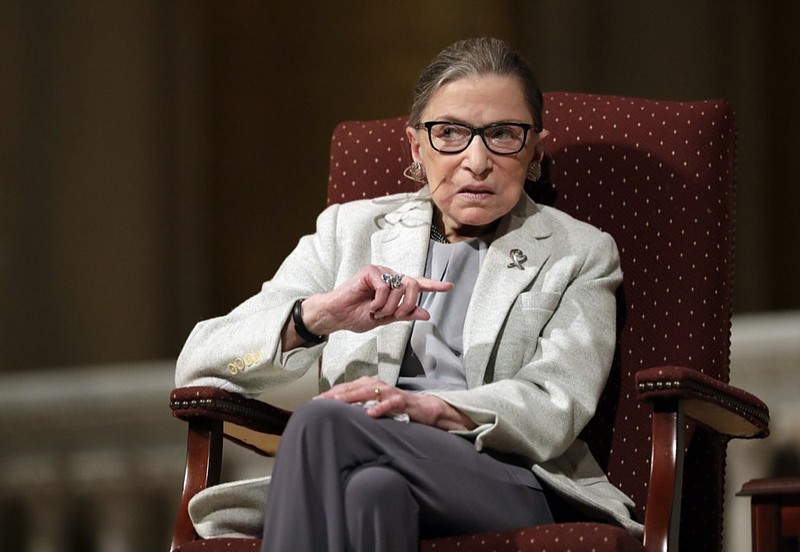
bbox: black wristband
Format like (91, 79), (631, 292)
(292, 299), (325, 344)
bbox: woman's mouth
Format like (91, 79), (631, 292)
(456, 186), (494, 200)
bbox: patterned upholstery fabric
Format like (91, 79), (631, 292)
(172, 527), (640, 552)
(326, 92), (737, 551)
(421, 523), (643, 552)
(174, 538), (261, 551)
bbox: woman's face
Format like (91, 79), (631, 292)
(407, 74), (547, 241)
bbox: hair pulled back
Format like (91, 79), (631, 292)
(408, 37), (543, 132)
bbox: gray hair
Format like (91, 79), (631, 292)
(408, 37), (543, 132)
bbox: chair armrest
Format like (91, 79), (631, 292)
(637, 366), (770, 552)
(170, 386), (292, 436)
(169, 387), (292, 550)
(636, 365), (770, 438)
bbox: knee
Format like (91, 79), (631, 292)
(285, 398), (362, 436)
(344, 466), (413, 512)
(344, 466), (419, 549)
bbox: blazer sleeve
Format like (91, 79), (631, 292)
(428, 229), (622, 464)
(174, 203), (343, 397)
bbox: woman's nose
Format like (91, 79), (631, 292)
(462, 136), (492, 174)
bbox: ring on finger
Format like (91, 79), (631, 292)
(381, 272), (404, 289)
(373, 386), (382, 402)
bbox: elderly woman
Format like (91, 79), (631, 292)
(176, 37), (642, 551)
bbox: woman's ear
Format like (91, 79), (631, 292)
(532, 128), (550, 163)
(406, 126), (422, 162)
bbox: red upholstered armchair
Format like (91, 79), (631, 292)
(169, 93), (770, 552)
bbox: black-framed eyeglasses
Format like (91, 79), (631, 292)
(415, 121), (533, 155)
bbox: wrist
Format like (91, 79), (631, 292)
(292, 299), (325, 344)
(430, 396), (476, 431)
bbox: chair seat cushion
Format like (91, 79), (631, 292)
(420, 522), (643, 552)
(174, 522), (642, 551)
(173, 538), (261, 551)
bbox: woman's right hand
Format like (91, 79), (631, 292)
(292, 265), (453, 339)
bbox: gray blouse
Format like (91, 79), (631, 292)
(397, 235), (491, 392)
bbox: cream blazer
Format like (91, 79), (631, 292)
(176, 187), (643, 537)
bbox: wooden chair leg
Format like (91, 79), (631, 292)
(170, 419), (223, 551)
(643, 403), (685, 552)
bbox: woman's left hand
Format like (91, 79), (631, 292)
(317, 376), (476, 431)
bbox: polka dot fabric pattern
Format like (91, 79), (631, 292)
(421, 523), (643, 552)
(173, 538), (261, 551)
(327, 92), (738, 552)
(541, 94), (736, 552)
(327, 116), (416, 205)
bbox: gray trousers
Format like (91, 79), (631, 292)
(260, 398), (553, 552)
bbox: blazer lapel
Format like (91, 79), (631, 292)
(370, 193), (433, 383)
(463, 198), (552, 387)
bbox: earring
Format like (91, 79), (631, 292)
(403, 161), (427, 184)
(526, 160), (541, 181)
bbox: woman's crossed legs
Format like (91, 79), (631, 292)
(261, 398), (552, 552)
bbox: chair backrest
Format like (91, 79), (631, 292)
(328, 92), (736, 551)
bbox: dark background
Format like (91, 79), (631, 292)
(2, 1), (798, 369)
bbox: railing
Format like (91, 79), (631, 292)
(0, 362), (185, 551)
(0, 314), (797, 552)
